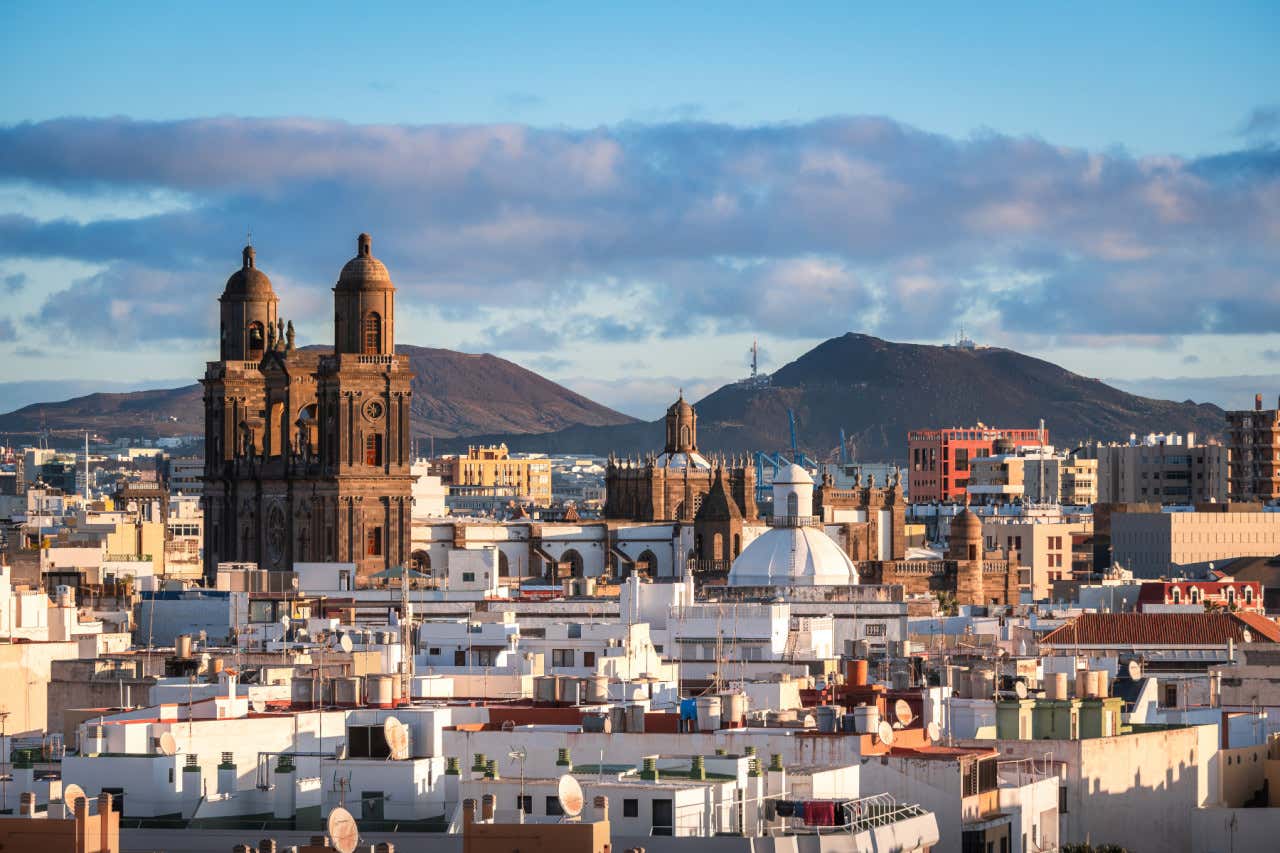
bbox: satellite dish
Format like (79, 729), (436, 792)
(926, 722), (941, 742)
(893, 699), (914, 727)
(1127, 659), (1142, 681)
(62, 783), (86, 811)
(877, 720), (895, 746)
(1242, 629), (1254, 644)
(557, 774), (584, 818)
(1014, 681), (1028, 700)
(327, 806), (360, 853)
(383, 716), (409, 761)
(251, 698), (266, 714)
(279, 615), (291, 630)
(158, 732), (177, 756)
(338, 633), (354, 653)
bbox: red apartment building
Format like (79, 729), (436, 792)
(907, 425), (1046, 503)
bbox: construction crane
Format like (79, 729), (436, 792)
(753, 409), (820, 504)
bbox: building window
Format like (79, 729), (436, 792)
(363, 311), (382, 354)
(365, 434), (383, 467)
(516, 794), (532, 814)
(551, 649), (574, 667)
(864, 623), (886, 637)
(367, 526), (383, 557)
(546, 795), (564, 816)
(623, 798), (639, 817)
(462, 572), (475, 582)
(583, 651), (596, 667)
(428, 647), (440, 656)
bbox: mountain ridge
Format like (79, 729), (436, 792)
(0, 344), (637, 442)
(452, 333), (1227, 460)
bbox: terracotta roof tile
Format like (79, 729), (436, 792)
(1040, 613), (1280, 647)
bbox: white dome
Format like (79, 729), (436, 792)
(727, 526), (859, 587)
(773, 463), (813, 485)
(655, 451), (711, 470)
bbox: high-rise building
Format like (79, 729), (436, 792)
(907, 425), (1045, 503)
(1079, 432), (1227, 505)
(201, 234), (415, 582)
(1226, 394), (1280, 502)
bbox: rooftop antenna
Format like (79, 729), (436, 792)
(246, 227), (252, 247)
(83, 431), (90, 500)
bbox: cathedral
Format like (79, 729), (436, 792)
(201, 234), (415, 583)
(604, 393), (758, 531)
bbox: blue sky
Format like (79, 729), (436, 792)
(1, 2), (1278, 418)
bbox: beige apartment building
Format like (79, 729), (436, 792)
(1226, 395), (1280, 502)
(1081, 432), (1227, 505)
(1110, 505), (1280, 577)
(967, 450), (1097, 507)
(981, 515), (1093, 599)
(444, 444), (553, 506)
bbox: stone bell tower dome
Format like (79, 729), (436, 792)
(334, 233), (396, 356)
(664, 391), (697, 454)
(218, 245), (278, 361)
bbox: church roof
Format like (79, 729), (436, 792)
(727, 526), (858, 587)
(655, 451), (711, 470)
(336, 233), (393, 291)
(223, 245), (276, 299)
(695, 471), (742, 522)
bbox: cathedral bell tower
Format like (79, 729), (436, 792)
(218, 245), (278, 361)
(334, 232), (395, 355)
(664, 392), (697, 454)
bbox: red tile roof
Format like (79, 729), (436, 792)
(1040, 613), (1280, 647)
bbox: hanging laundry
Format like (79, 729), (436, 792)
(774, 800), (797, 818)
(803, 800), (837, 826)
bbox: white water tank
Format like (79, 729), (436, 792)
(695, 696), (722, 731)
(584, 676), (609, 704)
(535, 676), (557, 703)
(334, 677), (362, 707)
(367, 675), (395, 708)
(853, 704), (880, 734)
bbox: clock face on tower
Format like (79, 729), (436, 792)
(364, 399), (385, 421)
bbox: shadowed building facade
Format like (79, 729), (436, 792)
(201, 234), (415, 582)
(604, 393), (758, 525)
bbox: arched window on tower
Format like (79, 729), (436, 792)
(363, 312), (382, 354)
(786, 492), (799, 519)
(248, 321), (265, 358)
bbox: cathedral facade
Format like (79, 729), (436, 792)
(604, 394), (758, 526)
(201, 234), (415, 583)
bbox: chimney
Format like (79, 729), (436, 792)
(481, 793), (496, 821)
(19, 792), (35, 816)
(1256, 393), (1263, 411)
(462, 798), (477, 826)
(594, 795), (609, 822)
